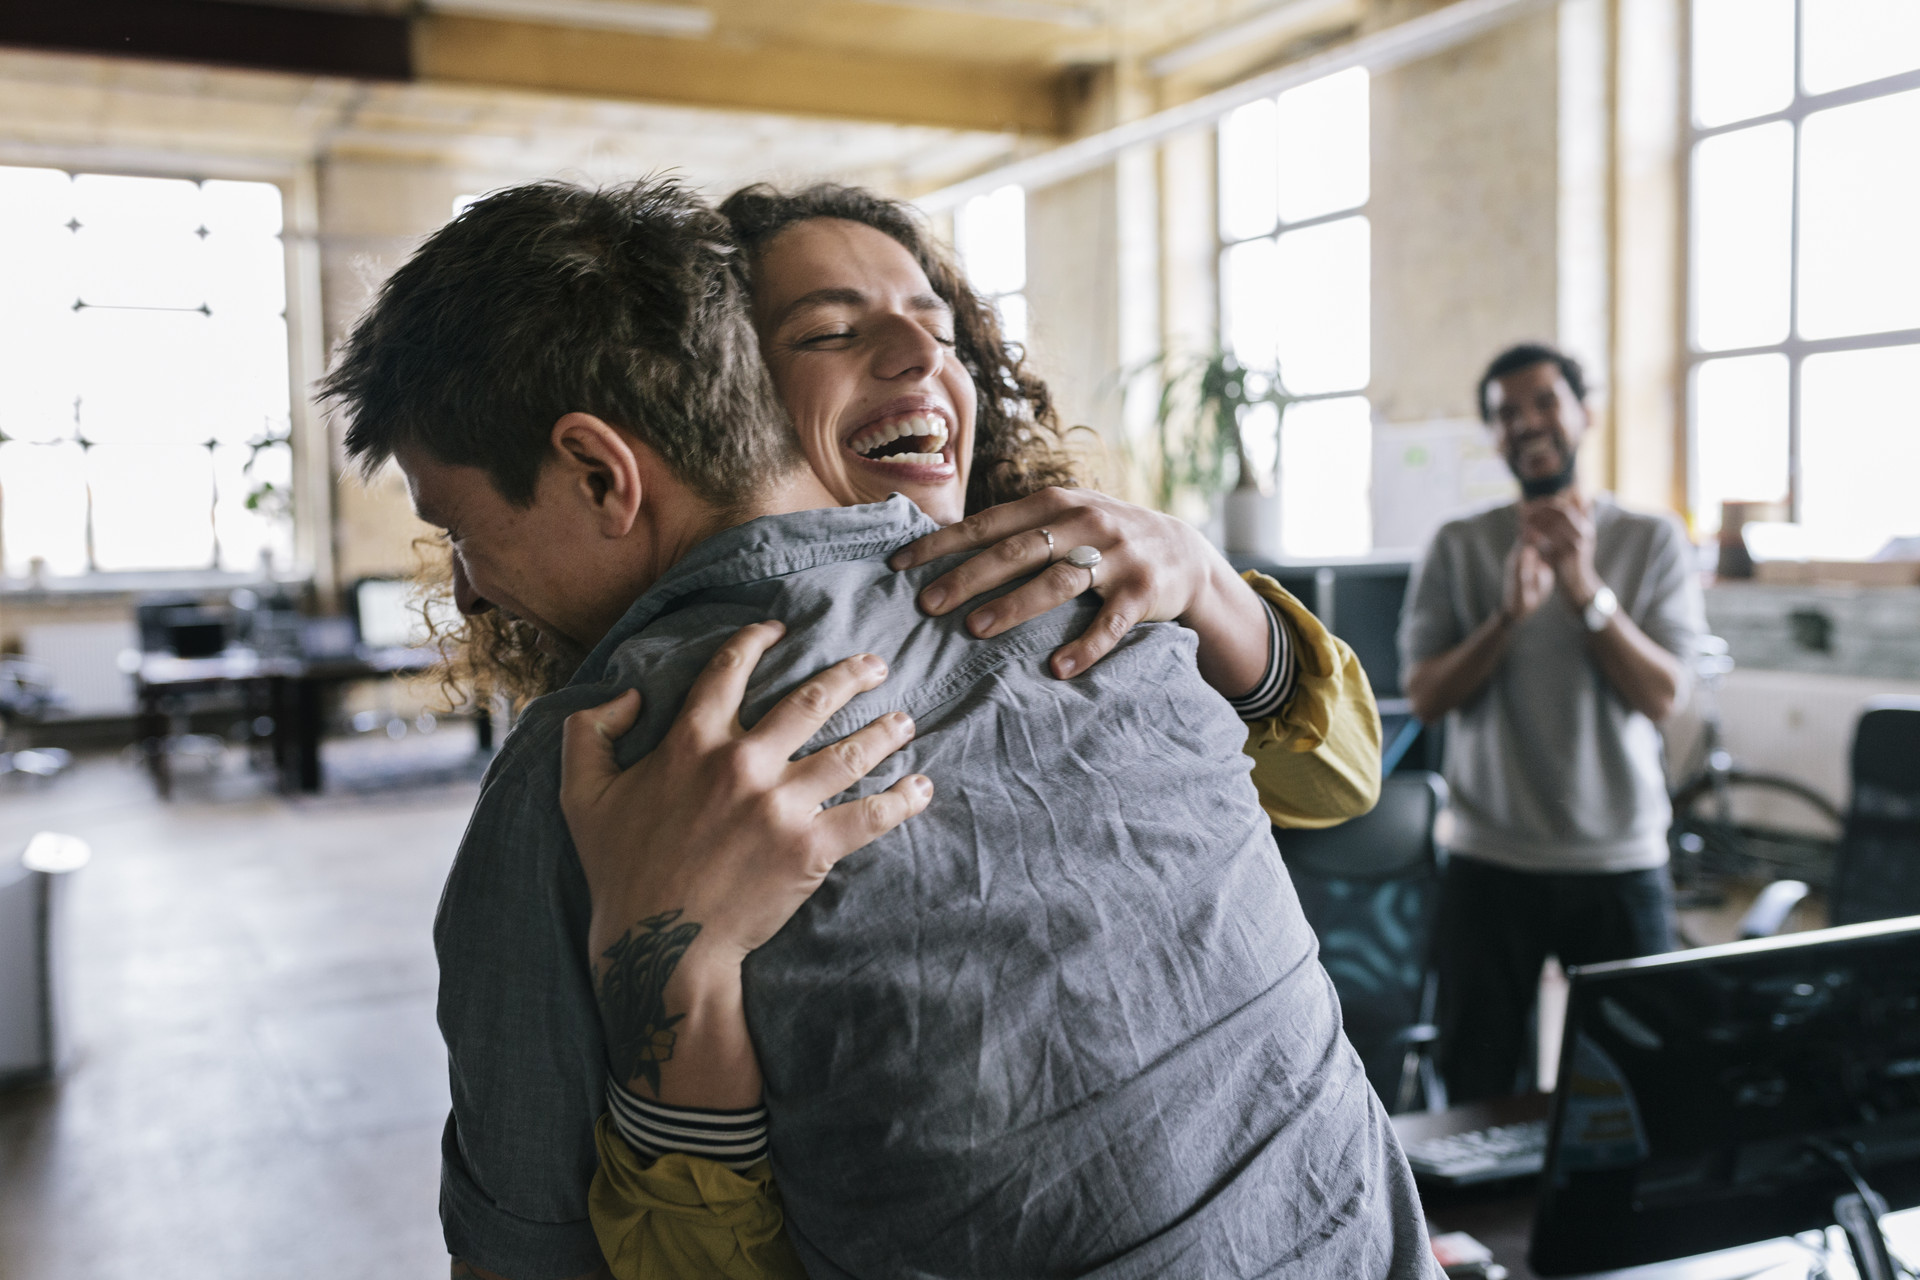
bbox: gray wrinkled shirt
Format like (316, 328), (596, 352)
(438, 495), (1435, 1280)
(1397, 498), (1704, 872)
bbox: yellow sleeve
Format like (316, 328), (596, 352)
(590, 1114), (808, 1280)
(1238, 571), (1382, 830)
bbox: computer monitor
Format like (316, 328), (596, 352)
(351, 577), (453, 652)
(1530, 916), (1920, 1275)
(1223, 556), (1413, 698)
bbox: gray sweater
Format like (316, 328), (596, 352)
(1397, 497), (1704, 873)
(437, 495), (1435, 1279)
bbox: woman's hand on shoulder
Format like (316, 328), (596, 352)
(888, 488), (1266, 691)
(562, 620), (933, 971)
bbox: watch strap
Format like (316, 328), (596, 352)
(1583, 584), (1618, 632)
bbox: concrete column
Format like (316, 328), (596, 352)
(318, 157), (469, 587)
(284, 159), (336, 595)
(1158, 127), (1219, 364)
(1021, 63), (1163, 505)
(1609, 0), (1685, 517)
(1025, 166), (1124, 444)
(1559, 0), (1614, 486)
(1369, 6), (1563, 426)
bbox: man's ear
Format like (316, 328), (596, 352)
(551, 413), (643, 537)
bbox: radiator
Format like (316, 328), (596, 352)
(20, 621), (140, 718)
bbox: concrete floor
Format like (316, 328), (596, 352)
(0, 733), (484, 1280)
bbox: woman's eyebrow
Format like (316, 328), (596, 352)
(774, 287), (866, 325)
(774, 287), (953, 325)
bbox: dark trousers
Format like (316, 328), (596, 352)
(1435, 855), (1674, 1104)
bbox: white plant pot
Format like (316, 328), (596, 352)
(1223, 487), (1282, 559)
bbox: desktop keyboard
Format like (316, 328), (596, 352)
(1404, 1119), (1548, 1186)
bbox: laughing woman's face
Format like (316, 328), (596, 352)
(749, 217), (976, 527)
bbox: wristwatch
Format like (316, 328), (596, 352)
(1582, 584), (1618, 633)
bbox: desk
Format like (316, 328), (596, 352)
(134, 647), (439, 797)
(1391, 1098), (1892, 1280)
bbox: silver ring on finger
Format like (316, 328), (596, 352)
(1065, 544), (1102, 590)
(1038, 527), (1055, 560)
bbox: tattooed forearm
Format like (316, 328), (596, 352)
(596, 908), (703, 1097)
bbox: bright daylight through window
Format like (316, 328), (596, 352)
(1219, 66), (1371, 558)
(1689, 0), (1920, 558)
(954, 184), (1028, 348)
(0, 167), (293, 579)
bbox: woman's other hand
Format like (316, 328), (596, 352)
(888, 487), (1272, 694)
(562, 620), (931, 1106)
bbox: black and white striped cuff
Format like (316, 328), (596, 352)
(606, 1080), (770, 1172)
(1225, 596), (1297, 722)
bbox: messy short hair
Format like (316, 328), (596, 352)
(1476, 342), (1589, 423)
(322, 178), (802, 507)
(718, 182), (1081, 513)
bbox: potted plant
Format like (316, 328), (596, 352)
(1143, 349), (1291, 556)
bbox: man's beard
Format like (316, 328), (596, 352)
(1510, 439), (1578, 499)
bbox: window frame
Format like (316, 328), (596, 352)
(1215, 151), (1373, 413)
(953, 183), (1029, 348)
(1684, 0), (1920, 526)
(0, 162), (318, 589)
(1214, 74), (1374, 559)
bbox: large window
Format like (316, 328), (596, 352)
(953, 184), (1028, 347)
(1218, 67), (1371, 558)
(0, 167), (293, 578)
(1688, 0), (1920, 557)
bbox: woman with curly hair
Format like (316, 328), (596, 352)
(549, 185), (1384, 1280)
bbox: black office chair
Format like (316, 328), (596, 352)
(1276, 770), (1448, 1114)
(0, 656), (71, 781)
(1829, 698), (1920, 927)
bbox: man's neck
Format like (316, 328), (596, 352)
(648, 468), (836, 573)
(585, 466), (840, 645)
(731, 466), (841, 524)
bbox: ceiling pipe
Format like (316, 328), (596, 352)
(844, 0), (1105, 27)
(916, 0), (1559, 212)
(1147, 0), (1353, 78)
(425, 0), (715, 39)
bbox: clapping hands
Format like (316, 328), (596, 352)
(1515, 494), (1602, 612)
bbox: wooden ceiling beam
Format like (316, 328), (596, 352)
(0, 0), (411, 82)
(413, 14), (1067, 135)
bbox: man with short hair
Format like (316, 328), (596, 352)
(1400, 342), (1704, 1104)
(326, 178), (1436, 1279)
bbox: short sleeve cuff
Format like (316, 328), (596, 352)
(606, 1080), (770, 1172)
(1225, 595), (1297, 722)
(440, 1114), (608, 1279)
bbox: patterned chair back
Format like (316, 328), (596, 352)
(1276, 771), (1447, 1113)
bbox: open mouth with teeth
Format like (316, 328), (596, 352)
(845, 413), (952, 468)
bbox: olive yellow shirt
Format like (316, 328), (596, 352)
(589, 573), (1381, 1279)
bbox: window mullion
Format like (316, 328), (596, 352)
(1786, 0), (1804, 520)
(1273, 204), (1365, 239)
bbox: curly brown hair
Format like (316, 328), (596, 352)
(410, 182), (1090, 709)
(718, 183), (1083, 514)
(404, 535), (566, 715)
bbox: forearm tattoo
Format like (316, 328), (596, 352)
(595, 908), (703, 1097)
